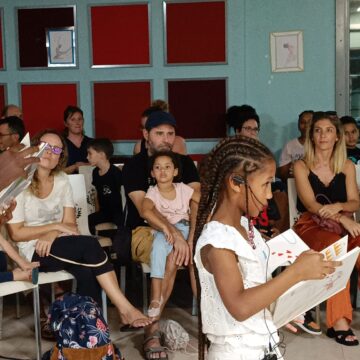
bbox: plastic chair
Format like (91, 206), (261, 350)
(0, 280), (42, 360)
(73, 170), (127, 293)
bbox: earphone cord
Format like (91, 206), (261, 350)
(244, 180), (285, 357)
(263, 240), (286, 359)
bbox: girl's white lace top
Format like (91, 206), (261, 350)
(194, 218), (278, 349)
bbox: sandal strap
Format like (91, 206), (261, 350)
(143, 330), (163, 345)
(335, 329), (354, 337)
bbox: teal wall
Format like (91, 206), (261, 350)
(0, 0), (336, 160)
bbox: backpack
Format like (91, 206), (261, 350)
(131, 226), (154, 264)
(42, 293), (123, 360)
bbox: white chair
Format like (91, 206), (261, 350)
(287, 178), (301, 228)
(72, 170), (127, 293)
(0, 280), (42, 360)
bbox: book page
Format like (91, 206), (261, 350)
(272, 246), (359, 329)
(266, 229), (309, 274)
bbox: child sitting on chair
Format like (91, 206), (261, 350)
(142, 150), (200, 318)
(87, 138), (124, 235)
(0, 201), (39, 283)
(340, 115), (360, 164)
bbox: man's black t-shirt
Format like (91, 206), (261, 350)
(92, 164), (123, 215)
(122, 151), (199, 229)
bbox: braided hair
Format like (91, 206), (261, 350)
(193, 135), (274, 359)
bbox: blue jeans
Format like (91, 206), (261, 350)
(150, 221), (189, 278)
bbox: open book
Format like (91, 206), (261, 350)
(266, 230), (360, 329)
(0, 133), (47, 208)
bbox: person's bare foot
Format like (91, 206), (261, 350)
(144, 337), (167, 359)
(120, 307), (152, 328)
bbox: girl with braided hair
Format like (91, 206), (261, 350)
(193, 135), (340, 360)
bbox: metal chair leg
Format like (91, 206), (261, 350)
(101, 290), (107, 323)
(315, 304), (321, 325)
(142, 271), (148, 314)
(191, 296), (197, 316)
(16, 293), (21, 319)
(120, 266), (126, 294)
(0, 296), (3, 340)
(33, 286), (42, 360)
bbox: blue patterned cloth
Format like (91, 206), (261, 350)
(43, 293), (122, 360)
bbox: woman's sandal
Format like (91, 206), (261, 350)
(143, 330), (168, 360)
(326, 327), (359, 346)
(40, 318), (55, 341)
(148, 296), (163, 318)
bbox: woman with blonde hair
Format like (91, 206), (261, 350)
(7, 129), (151, 331)
(294, 111), (360, 346)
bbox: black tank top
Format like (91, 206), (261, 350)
(297, 171), (347, 213)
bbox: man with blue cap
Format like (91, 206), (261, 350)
(122, 111), (199, 359)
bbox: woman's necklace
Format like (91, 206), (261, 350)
(247, 219), (256, 249)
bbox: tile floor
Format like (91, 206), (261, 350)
(0, 296), (359, 360)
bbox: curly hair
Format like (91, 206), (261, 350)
(148, 150), (182, 183)
(193, 135), (274, 359)
(29, 129), (68, 196)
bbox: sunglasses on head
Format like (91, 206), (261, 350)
(40, 141), (63, 155)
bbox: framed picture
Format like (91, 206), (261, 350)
(270, 31), (303, 72)
(46, 27), (76, 67)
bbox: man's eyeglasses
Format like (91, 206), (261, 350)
(0, 133), (14, 138)
(242, 126), (260, 134)
(40, 141), (63, 155)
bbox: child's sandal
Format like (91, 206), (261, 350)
(148, 296), (163, 318)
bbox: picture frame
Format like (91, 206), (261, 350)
(270, 31), (303, 72)
(46, 27), (76, 67)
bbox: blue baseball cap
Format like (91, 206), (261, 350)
(145, 111), (177, 131)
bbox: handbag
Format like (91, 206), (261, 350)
(295, 192), (352, 236)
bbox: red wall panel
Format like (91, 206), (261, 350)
(0, 16), (3, 69)
(166, 1), (226, 64)
(21, 84), (78, 135)
(94, 82), (151, 140)
(168, 79), (226, 139)
(0, 85), (5, 111)
(91, 4), (150, 65)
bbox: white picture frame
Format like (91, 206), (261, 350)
(46, 27), (76, 67)
(270, 31), (303, 72)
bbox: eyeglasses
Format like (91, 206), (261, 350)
(242, 126), (260, 134)
(40, 141), (63, 155)
(0, 133), (14, 138)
